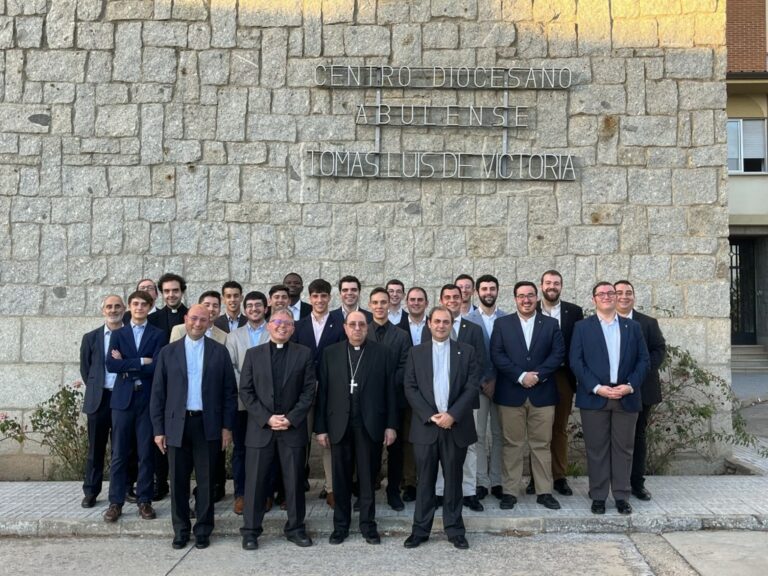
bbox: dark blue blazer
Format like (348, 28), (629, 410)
(330, 306), (373, 323)
(291, 311), (347, 377)
(106, 323), (168, 410)
(490, 313), (565, 407)
(150, 337), (238, 447)
(80, 325), (108, 415)
(569, 315), (650, 413)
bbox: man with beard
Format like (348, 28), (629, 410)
(405, 287), (431, 346)
(466, 275), (507, 501)
(491, 282), (565, 511)
(367, 287), (412, 511)
(527, 270), (584, 497)
(226, 291), (271, 514)
(614, 280), (667, 502)
(283, 272), (312, 321)
(80, 295), (126, 508)
(148, 273), (189, 500)
(315, 311), (397, 545)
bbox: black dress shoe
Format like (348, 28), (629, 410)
(616, 499), (633, 515)
(591, 500), (606, 515)
(463, 495), (484, 511)
(476, 486), (488, 500)
(631, 486), (652, 501)
(125, 487), (138, 504)
(525, 478), (535, 495)
(318, 488), (328, 499)
(435, 495), (443, 507)
(553, 478), (573, 496)
(172, 536), (189, 549)
(387, 491), (405, 511)
(153, 484), (169, 501)
(402, 485), (417, 502)
(242, 536), (258, 550)
(287, 531), (313, 547)
(491, 485), (504, 500)
(328, 530), (348, 545)
(404, 534), (428, 548)
(364, 530), (381, 545)
(195, 535), (210, 549)
(536, 493), (561, 510)
(81, 494), (97, 508)
(499, 494), (517, 510)
(449, 535), (469, 549)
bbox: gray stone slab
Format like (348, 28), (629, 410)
(664, 531), (768, 576)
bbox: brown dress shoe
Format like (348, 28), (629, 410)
(138, 502), (157, 520)
(326, 492), (335, 509)
(103, 503), (122, 523)
(233, 496), (244, 515)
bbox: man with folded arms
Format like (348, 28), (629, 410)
(490, 281), (565, 511)
(104, 290), (168, 523)
(151, 304), (237, 549)
(239, 309), (316, 550)
(569, 282), (649, 515)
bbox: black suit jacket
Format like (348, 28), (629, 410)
(150, 337), (238, 447)
(291, 312), (347, 377)
(299, 301), (312, 319)
(331, 306), (373, 323)
(630, 310), (667, 406)
(239, 341), (316, 448)
(213, 313), (247, 334)
(148, 304), (188, 338)
(80, 325), (108, 415)
(537, 300), (584, 389)
(314, 340), (397, 444)
(367, 321), (413, 411)
(455, 317), (486, 407)
(404, 340), (480, 448)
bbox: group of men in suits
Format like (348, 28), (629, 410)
(79, 269), (666, 550)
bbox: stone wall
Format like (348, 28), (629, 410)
(0, 0), (729, 477)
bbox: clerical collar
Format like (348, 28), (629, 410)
(433, 339), (448, 348)
(349, 341), (366, 351)
(271, 341), (287, 349)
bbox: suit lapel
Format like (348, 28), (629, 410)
(511, 313), (527, 351)
(619, 317), (630, 368)
(202, 337), (213, 398)
(175, 340), (189, 404)
(448, 341), (460, 402)
(529, 314), (543, 351)
(422, 343), (437, 408)
(592, 316), (610, 360)
(260, 344), (275, 406)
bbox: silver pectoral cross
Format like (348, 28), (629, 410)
(350, 378), (358, 394)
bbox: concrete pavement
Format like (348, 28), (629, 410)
(1, 476), (767, 538)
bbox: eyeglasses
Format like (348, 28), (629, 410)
(346, 321), (367, 329)
(270, 319), (294, 327)
(594, 291), (617, 299)
(515, 294), (537, 300)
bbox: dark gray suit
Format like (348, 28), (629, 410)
(404, 340), (480, 539)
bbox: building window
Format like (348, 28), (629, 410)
(728, 119), (767, 173)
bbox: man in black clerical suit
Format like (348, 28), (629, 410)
(150, 304), (237, 550)
(614, 280), (667, 502)
(315, 311), (397, 545)
(239, 309), (316, 550)
(147, 272), (189, 500)
(366, 287), (412, 511)
(403, 306), (481, 550)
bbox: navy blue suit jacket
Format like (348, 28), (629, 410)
(291, 311), (347, 377)
(491, 313), (565, 407)
(569, 315), (650, 413)
(80, 325), (108, 415)
(106, 323), (168, 410)
(150, 337), (238, 447)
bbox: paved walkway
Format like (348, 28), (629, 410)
(1, 476), (766, 538)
